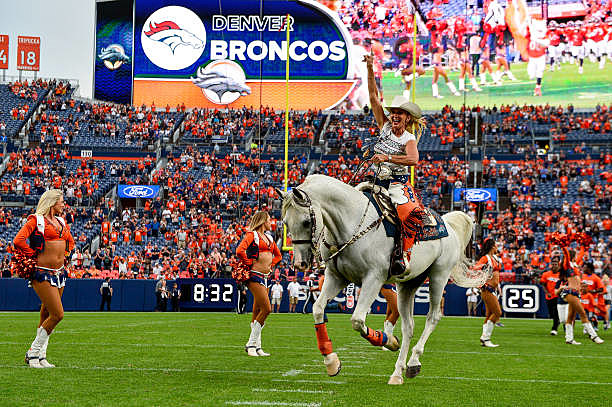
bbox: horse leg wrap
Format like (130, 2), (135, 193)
(361, 327), (388, 347)
(315, 323), (333, 356)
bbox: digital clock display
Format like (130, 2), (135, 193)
(177, 278), (237, 310)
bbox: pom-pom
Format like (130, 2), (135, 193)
(230, 257), (251, 283)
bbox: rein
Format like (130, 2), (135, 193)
(292, 167), (385, 267)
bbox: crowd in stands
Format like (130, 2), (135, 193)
(0, 79), (56, 140)
(58, 147), (308, 281)
(26, 96), (185, 149)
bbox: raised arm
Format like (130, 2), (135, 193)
(363, 53), (387, 129)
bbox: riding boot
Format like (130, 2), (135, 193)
(390, 205), (424, 276)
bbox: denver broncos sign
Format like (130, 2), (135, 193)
(133, 0), (355, 110)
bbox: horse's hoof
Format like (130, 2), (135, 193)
(388, 375), (404, 385)
(324, 352), (342, 377)
(383, 335), (400, 352)
(405, 365), (421, 378)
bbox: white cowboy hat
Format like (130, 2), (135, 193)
(385, 96), (423, 119)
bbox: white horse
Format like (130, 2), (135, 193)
(279, 174), (487, 385)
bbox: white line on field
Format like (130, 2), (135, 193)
(252, 388), (332, 395)
(417, 375), (612, 386)
(2, 363), (608, 386)
(226, 402), (321, 406)
(272, 379), (346, 385)
(282, 369), (303, 376)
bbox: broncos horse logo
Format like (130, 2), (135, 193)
(191, 66), (251, 103)
(144, 21), (204, 53)
(98, 44), (130, 70)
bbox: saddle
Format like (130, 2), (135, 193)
(355, 182), (439, 227)
(355, 182), (448, 276)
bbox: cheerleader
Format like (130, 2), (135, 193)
(552, 248), (603, 345)
(475, 238), (502, 347)
(13, 190), (75, 368)
(235, 211), (282, 356)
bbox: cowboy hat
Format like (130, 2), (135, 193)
(385, 96), (423, 119)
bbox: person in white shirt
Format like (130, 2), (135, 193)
(466, 287), (480, 316)
(287, 279), (302, 313)
(270, 280), (284, 313)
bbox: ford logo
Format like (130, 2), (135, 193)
(123, 186), (155, 198)
(464, 189), (492, 202)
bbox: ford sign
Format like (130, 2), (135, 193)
(454, 188), (497, 202)
(118, 185), (160, 199)
(464, 189), (491, 202)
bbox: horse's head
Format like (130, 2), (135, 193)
(277, 187), (318, 272)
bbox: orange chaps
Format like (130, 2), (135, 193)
(395, 183), (425, 261)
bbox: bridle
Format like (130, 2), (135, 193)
(288, 188), (387, 267)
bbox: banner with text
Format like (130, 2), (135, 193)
(16, 36), (40, 71)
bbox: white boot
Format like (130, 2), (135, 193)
(432, 83), (443, 99)
(245, 321), (261, 356)
(256, 323), (270, 356)
(480, 321), (499, 347)
(446, 81), (460, 96)
(507, 70), (517, 81)
(599, 58), (606, 69)
(458, 78), (466, 91)
(493, 71), (502, 85)
(25, 326), (49, 368)
(38, 327), (55, 368)
(382, 320), (395, 351)
(470, 77), (482, 92)
(402, 90), (411, 99)
(584, 322), (604, 344)
(480, 73), (488, 86)
(565, 323), (581, 345)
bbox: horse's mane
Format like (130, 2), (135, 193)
(281, 174), (360, 217)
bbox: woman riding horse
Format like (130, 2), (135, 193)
(364, 52), (426, 276)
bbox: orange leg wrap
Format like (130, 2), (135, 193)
(361, 327), (388, 347)
(315, 323), (333, 356)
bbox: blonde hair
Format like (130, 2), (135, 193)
(409, 116), (426, 143)
(35, 189), (63, 216)
(248, 211), (270, 231)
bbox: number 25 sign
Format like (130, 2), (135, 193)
(17, 36), (40, 71)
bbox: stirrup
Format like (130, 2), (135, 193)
(389, 260), (406, 276)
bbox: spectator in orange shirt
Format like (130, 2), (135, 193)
(539, 267), (560, 335)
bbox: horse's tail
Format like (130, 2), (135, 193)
(443, 211), (487, 288)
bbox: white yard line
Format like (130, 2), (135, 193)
(272, 379), (346, 385)
(252, 388), (332, 395)
(226, 402), (321, 406)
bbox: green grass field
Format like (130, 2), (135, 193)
(381, 59), (612, 110)
(0, 312), (610, 406)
